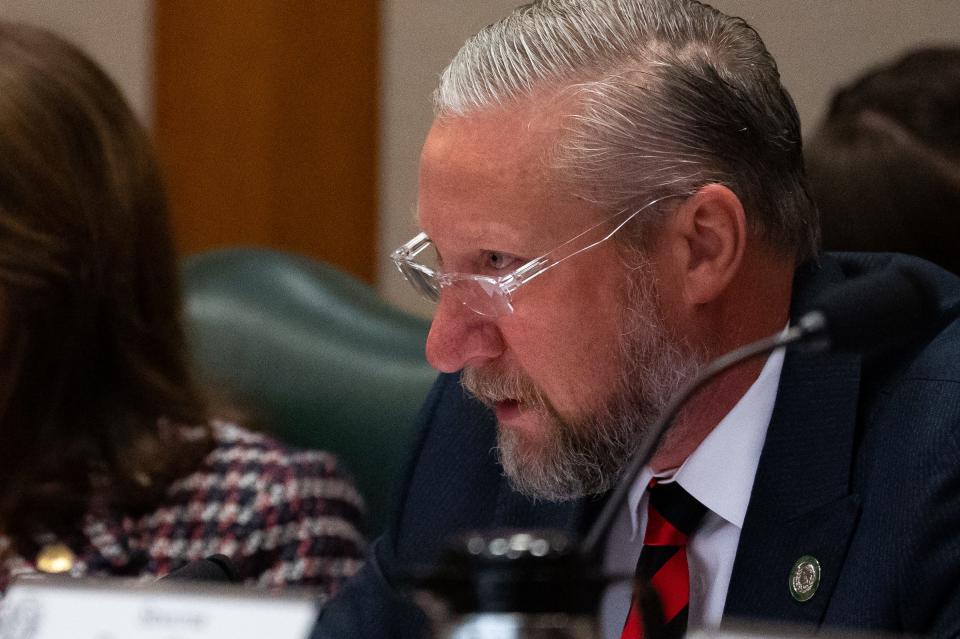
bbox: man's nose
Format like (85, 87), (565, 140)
(425, 293), (505, 372)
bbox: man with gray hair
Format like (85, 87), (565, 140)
(315, 1), (960, 637)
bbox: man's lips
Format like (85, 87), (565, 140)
(494, 399), (521, 422)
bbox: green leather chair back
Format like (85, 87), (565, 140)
(181, 248), (436, 536)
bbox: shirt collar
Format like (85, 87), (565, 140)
(626, 343), (786, 535)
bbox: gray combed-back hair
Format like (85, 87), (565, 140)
(434, 0), (819, 259)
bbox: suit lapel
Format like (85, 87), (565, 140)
(724, 258), (864, 627)
(491, 473), (591, 536)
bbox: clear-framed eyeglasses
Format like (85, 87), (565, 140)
(390, 196), (674, 317)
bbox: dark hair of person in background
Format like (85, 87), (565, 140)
(805, 47), (960, 276)
(0, 22), (214, 552)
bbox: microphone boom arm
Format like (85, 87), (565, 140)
(580, 312), (826, 557)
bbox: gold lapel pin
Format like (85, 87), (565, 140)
(789, 555), (821, 602)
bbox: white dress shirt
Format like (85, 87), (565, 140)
(600, 345), (785, 639)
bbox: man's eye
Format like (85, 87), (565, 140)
(484, 251), (517, 271)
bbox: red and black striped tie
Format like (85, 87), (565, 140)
(621, 480), (708, 639)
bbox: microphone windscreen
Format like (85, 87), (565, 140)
(162, 554), (241, 583)
(809, 265), (939, 352)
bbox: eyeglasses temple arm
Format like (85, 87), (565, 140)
(500, 208), (644, 293)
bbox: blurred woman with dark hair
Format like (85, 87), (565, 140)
(806, 47), (960, 276)
(0, 21), (364, 595)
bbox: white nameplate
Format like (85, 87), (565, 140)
(0, 577), (319, 639)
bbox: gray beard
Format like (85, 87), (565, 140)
(461, 271), (702, 501)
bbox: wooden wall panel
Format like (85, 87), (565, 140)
(153, 2), (379, 282)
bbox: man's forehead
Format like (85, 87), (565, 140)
(421, 110), (562, 180)
(417, 209), (544, 250)
(416, 108), (567, 243)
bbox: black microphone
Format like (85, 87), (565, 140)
(161, 554), (241, 583)
(581, 263), (944, 555)
(799, 264), (939, 353)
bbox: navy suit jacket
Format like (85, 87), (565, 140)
(315, 253), (960, 638)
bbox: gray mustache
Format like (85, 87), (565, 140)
(461, 366), (545, 410)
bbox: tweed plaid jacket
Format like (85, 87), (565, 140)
(0, 422), (366, 599)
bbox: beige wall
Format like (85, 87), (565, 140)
(709, 0), (960, 132)
(378, 0), (960, 315)
(0, 0), (152, 123)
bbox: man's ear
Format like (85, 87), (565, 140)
(668, 184), (747, 305)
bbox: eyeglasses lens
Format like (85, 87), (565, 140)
(395, 239), (512, 316)
(402, 263), (440, 302)
(448, 279), (511, 317)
